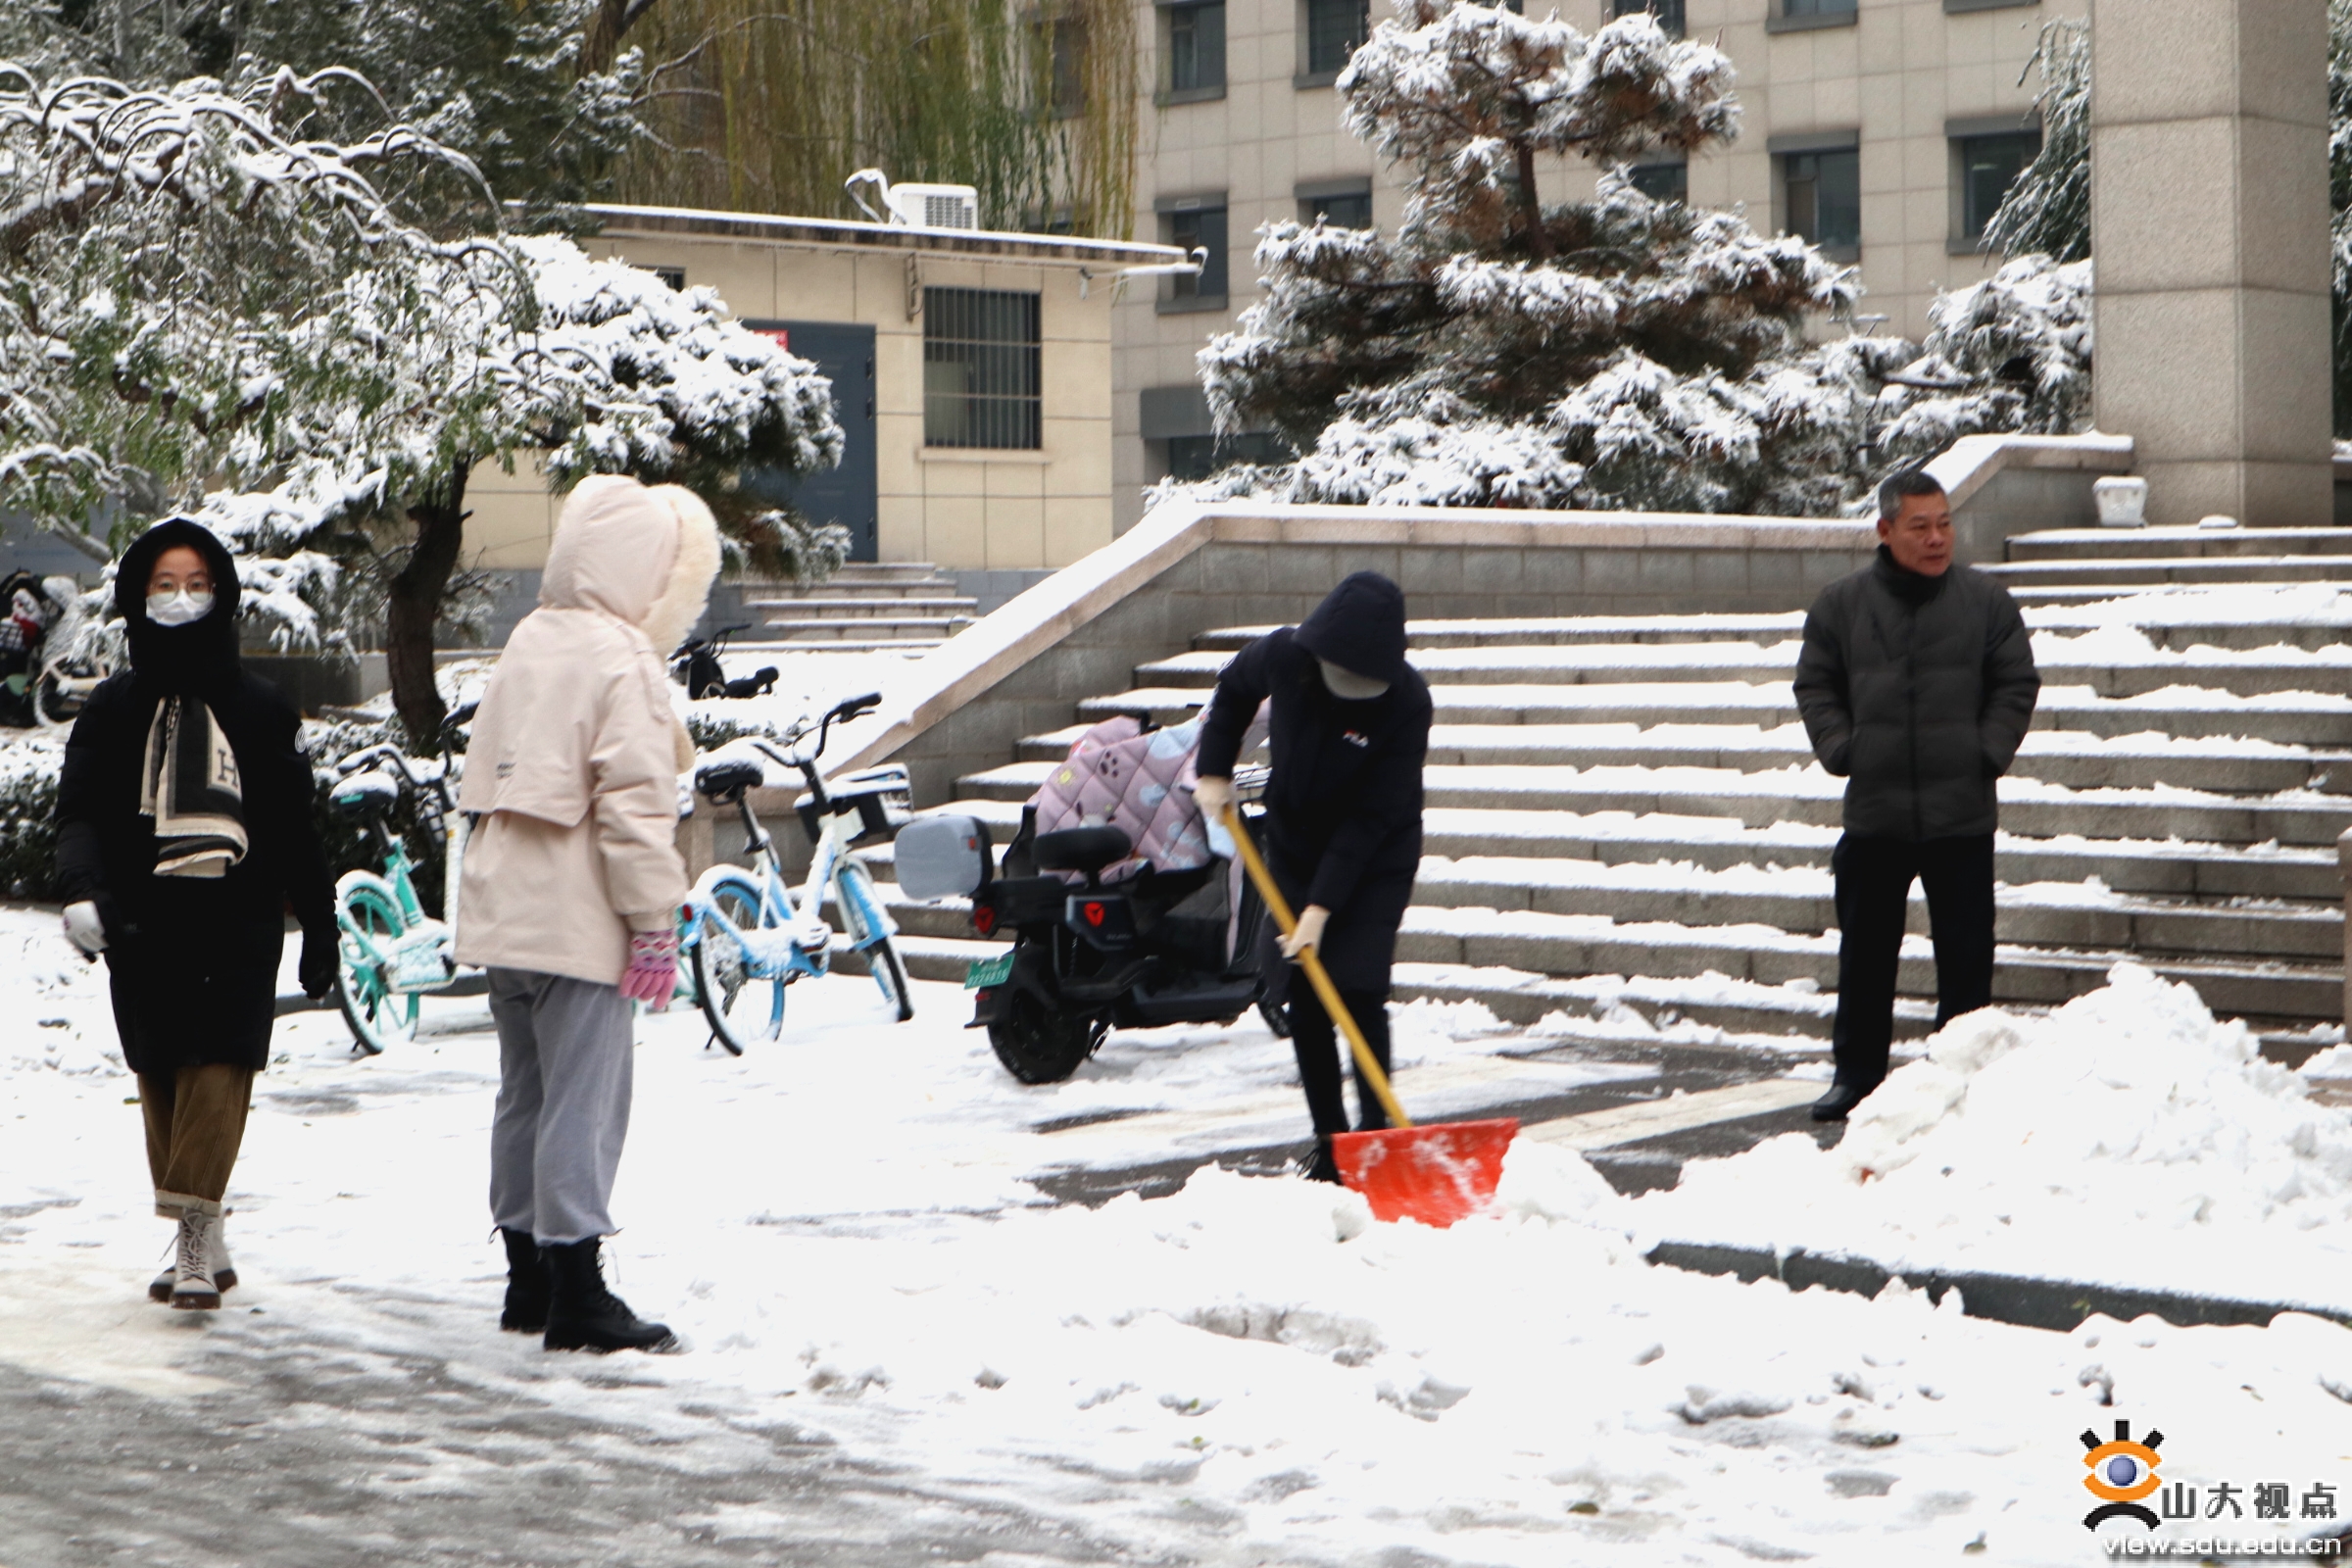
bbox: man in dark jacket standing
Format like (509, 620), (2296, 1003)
(1195, 571), (1433, 1181)
(1793, 469), (2040, 1121)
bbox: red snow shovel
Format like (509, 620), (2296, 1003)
(1222, 805), (1518, 1228)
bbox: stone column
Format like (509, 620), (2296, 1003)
(2090, 0), (2333, 528)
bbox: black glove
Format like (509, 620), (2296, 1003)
(299, 927), (338, 1002)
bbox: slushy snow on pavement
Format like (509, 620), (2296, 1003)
(4, 906), (2350, 1564)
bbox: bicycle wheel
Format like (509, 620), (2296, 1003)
(335, 875), (419, 1055)
(836, 861), (913, 1022)
(690, 871), (786, 1055)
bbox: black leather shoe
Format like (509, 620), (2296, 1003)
(1810, 1079), (1881, 1123)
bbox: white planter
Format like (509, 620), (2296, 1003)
(2093, 475), (2149, 528)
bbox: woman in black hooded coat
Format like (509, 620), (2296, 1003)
(53, 517), (337, 1308)
(1196, 571), (1432, 1180)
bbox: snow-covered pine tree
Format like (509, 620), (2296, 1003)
(1199, 5), (1862, 514)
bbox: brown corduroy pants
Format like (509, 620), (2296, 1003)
(138, 1064), (255, 1219)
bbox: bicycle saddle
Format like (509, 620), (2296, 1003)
(695, 758), (764, 801)
(1032, 825), (1133, 877)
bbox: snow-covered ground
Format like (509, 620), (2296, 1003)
(5, 907), (2351, 1564)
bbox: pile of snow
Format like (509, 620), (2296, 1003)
(1640, 963), (2352, 1307)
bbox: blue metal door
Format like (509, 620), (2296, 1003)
(745, 319), (879, 563)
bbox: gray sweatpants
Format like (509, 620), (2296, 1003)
(487, 968), (634, 1246)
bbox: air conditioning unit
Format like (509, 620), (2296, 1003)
(847, 169), (981, 230)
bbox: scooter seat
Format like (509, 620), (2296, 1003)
(1032, 825), (1133, 876)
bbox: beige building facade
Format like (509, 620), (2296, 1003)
(465, 206), (1186, 575)
(1116, 0), (2084, 529)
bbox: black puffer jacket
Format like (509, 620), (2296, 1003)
(53, 518), (335, 1075)
(1197, 573), (1432, 992)
(1793, 547), (2040, 842)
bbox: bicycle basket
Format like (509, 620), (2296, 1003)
(796, 763), (912, 846)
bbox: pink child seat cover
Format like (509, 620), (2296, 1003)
(1027, 704), (1268, 885)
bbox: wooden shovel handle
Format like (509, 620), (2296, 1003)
(1221, 803), (1412, 1130)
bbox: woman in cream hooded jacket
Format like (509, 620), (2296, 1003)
(457, 475), (715, 981)
(456, 474), (718, 1355)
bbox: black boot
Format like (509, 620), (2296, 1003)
(542, 1237), (677, 1353)
(499, 1228), (551, 1333)
(1302, 1135), (1343, 1185)
(1810, 1078), (1881, 1123)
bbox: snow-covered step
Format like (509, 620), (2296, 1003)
(760, 615), (965, 639)
(873, 858), (2334, 963)
(1983, 556), (2352, 588)
(1409, 857), (2338, 959)
(1013, 720), (2352, 795)
(953, 758), (2352, 847)
(750, 595), (979, 616)
(2007, 526), (2352, 561)
(879, 797), (2339, 903)
(1135, 643), (2352, 700)
(1075, 681), (2352, 747)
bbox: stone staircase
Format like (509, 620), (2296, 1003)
(853, 524), (2352, 1058)
(739, 563), (977, 650)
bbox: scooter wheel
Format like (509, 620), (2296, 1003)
(987, 993), (1097, 1085)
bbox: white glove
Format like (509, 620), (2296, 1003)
(63, 900), (106, 955)
(1193, 775), (1235, 821)
(1279, 904), (1330, 960)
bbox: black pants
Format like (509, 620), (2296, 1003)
(1289, 984), (1394, 1136)
(1830, 832), (1996, 1089)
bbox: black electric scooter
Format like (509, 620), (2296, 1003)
(896, 772), (1283, 1085)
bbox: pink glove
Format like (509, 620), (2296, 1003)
(619, 930), (679, 1010)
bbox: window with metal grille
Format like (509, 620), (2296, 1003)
(1785, 148), (1860, 253)
(1167, 0), (1226, 95)
(1783, 0), (1857, 17)
(1304, 0), (1369, 78)
(1611, 0), (1686, 36)
(1958, 130), (2040, 243)
(923, 288), (1041, 450)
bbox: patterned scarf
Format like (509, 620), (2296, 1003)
(139, 696), (247, 877)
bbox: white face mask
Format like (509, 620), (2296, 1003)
(1317, 657), (1391, 701)
(146, 588), (213, 627)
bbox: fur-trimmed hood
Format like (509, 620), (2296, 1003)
(539, 474), (722, 655)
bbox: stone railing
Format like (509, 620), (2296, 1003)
(1923, 431), (2138, 565)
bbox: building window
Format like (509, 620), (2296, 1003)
(1164, 432), (1294, 481)
(1769, 0), (1856, 26)
(1784, 148), (1860, 254)
(1611, 0), (1686, 36)
(1166, 1), (1226, 97)
(1048, 13), (1087, 118)
(1298, 185), (1372, 228)
(1957, 130), (2041, 244)
(1303, 0), (1370, 80)
(1161, 200), (1230, 305)
(648, 266), (685, 290)
(923, 288), (1041, 450)
(1628, 160), (1688, 204)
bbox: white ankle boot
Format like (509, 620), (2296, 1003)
(150, 1208), (235, 1302)
(169, 1211), (221, 1310)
